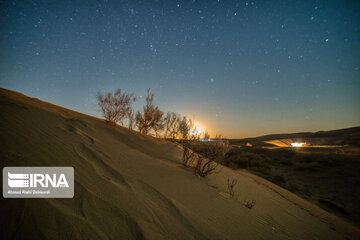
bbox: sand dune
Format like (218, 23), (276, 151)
(1, 88), (359, 240)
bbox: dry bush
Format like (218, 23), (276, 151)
(126, 108), (135, 130)
(164, 112), (181, 139)
(177, 120), (233, 178)
(186, 133), (231, 177)
(223, 149), (270, 174)
(227, 177), (238, 197)
(192, 135), (231, 164)
(179, 117), (198, 166)
(181, 141), (220, 176)
(178, 116), (193, 139)
(182, 143), (197, 166)
(194, 154), (218, 177)
(135, 88), (164, 135)
(97, 89), (136, 125)
(244, 199), (256, 209)
(178, 118), (222, 177)
(203, 130), (210, 140)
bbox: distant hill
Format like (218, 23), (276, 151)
(230, 127), (360, 147)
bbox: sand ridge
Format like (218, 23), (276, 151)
(1, 88), (359, 239)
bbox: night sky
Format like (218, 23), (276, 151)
(1, 0), (359, 138)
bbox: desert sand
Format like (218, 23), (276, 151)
(1, 88), (359, 240)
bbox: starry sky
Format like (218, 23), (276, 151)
(1, 0), (359, 138)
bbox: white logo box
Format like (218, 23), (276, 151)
(3, 167), (74, 198)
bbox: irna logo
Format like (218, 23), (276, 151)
(3, 167), (74, 198)
(8, 172), (69, 188)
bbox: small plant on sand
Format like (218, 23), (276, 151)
(178, 116), (193, 139)
(178, 118), (222, 177)
(97, 88), (136, 125)
(163, 112), (181, 139)
(182, 144), (197, 167)
(192, 134), (231, 165)
(194, 154), (218, 177)
(178, 116), (198, 166)
(135, 88), (164, 135)
(227, 177), (238, 197)
(244, 199), (256, 209)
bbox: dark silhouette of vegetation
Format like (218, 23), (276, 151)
(178, 117), (230, 177)
(244, 199), (256, 209)
(135, 88), (164, 135)
(126, 109), (135, 130)
(203, 130), (210, 140)
(192, 135), (231, 164)
(178, 117), (197, 166)
(190, 134), (231, 177)
(227, 177), (237, 197)
(178, 116), (193, 139)
(97, 88), (136, 125)
(194, 153), (218, 177)
(164, 112), (181, 139)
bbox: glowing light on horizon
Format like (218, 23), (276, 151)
(291, 142), (304, 147)
(190, 123), (203, 136)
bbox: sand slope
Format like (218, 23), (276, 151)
(1, 88), (359, 240)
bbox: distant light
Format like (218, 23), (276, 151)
(200, 138), (212, 142)
(291, 142), (304, 147)
(190, 124), (203, 136)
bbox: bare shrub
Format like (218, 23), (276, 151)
(192, 139), (232, 177)
(178, 116), (193, 139)
(164, 112), (181, 139)
(227, 177), (238, 197)
(178, 118), (222, 177)
(194, 154), (218, 177)
(182, 143), (198, 167)
(135, 88), (164, 135)
(244, 199), (256, 209)
(223, 148), (270, 174)
(127, 109), (135, 130)
(203, 130), (210, 140)
(97, 89), (136, 125)
(192, 134), (231, 164)
(179, 117), (198, 166)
